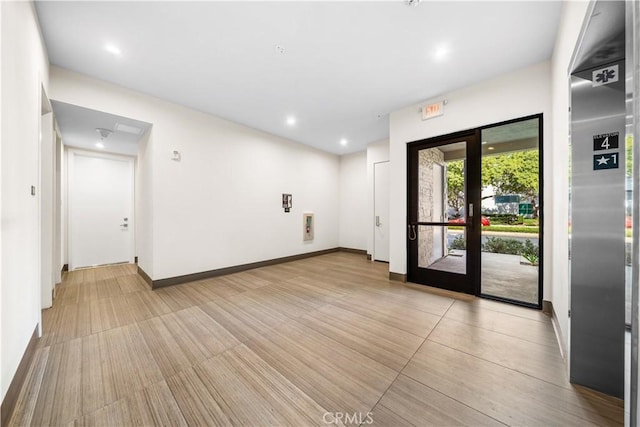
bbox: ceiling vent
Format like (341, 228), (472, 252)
(114, 122), (142, 135)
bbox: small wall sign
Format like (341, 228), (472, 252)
(592, 64), (619, 87)
(422, 101), (444, 120)
(593, 132), (619, 151)
(593, 153), (619, 170)
(282, 194), (292, 213)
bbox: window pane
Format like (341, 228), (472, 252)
(480, 118), (539, 304)
(418, 225), (466, 274)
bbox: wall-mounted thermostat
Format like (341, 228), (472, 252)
(303, 212), (314, 241)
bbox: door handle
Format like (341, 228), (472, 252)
(120, 223), (128, 227)
(468, 203), (474, 218)
(376, 216), (381, 226)
(408, 224), (417, 241)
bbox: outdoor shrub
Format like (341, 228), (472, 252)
(449, 235), (466, 250)
(485, 214), (520, 225)
(481, 237), (523, 255)
(521, 239), (539, 265)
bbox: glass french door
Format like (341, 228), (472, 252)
(407, 116), (542, 308)
(407, 131), (481, 294)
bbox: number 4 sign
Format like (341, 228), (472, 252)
(593, 132), (619, 151)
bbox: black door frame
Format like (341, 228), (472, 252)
(406, 129), (481, 295)
(406, 114), (543, 309)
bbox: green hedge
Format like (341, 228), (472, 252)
(483, 226), (538, 233)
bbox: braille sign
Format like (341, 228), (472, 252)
(593, 153), (619, 170)
(593, 132), (619, 151)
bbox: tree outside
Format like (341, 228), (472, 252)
(446, 149), (540, 221)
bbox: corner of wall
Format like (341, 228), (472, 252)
(338, 150), (367, 251)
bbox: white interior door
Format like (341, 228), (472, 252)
(374, 161), (390, 262)
(69, 151), (134, 269)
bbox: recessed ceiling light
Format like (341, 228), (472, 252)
(104, 43), (121, 56)
(481, 141), (488, 145)
(340, 138), (348, 146)
(286, 116), (296, 126)
(95, 142), (105, 149)
(434, 46), (448, 61)
(488, 146), (495, 150)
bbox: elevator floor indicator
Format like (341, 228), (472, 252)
(593, 132), (619, 151)
(593, 153), (619, 170)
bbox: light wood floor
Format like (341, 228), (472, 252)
(9, 252), (623, 426)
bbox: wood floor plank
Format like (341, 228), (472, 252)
(402, 340), (623, 426)
(102, 324), (164, 401)
(199, 294), (288, 342)
(31, 338), (83, 426)
(123, 290), (172, 321)
(138, 316), (197, 378)
(90, 298), (120, 334)
(444, 300), (558, 347)
(245, 320), (397, 416)
(327, 296), (440, 338)
(220, 344), (334, 426)
(348, 286), (455, 317)
(169, 306), (240, 355)
(154, 285), (203, 312)
(95, 278), (122, 300)
(116, 274), (148, 294)
(297, 304), (424, 371)
(81, 333), (118, 415)
(8, 346), (50, 426)
(428, 317), (569, 388)
(373, 374), (504, 426)
(77, 380), (187, 427)
(125, 380), (188, 427)
(166, 367), (235, 426)
(140, 306), (241, 378)
(369, 404), (413, 427)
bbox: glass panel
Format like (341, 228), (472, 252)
(480, 118), (540, 305)
(418, 225), (466, 274)
(418, 142), (467, 223)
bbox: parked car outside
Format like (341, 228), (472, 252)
(448, 216), (491, 226)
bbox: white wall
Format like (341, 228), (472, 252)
(134, 130), (154, 276)
(389, 61), (552, 292)
(366, 139), (390, 257)
(50, 67), (340, 280)
(338, 150), (367, 250)
(40, 111), (54, 308)
(1, 1), (49, 401)
(549, 0), (590, 357)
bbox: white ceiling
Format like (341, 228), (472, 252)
(35, 1), (562, 155)
(51, 100), (152, 156)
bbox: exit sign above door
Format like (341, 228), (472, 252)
(422, 101), (444, 120)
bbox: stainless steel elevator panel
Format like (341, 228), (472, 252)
(570, 60), (626, 398)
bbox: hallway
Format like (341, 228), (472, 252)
(6, 252), (622, 426)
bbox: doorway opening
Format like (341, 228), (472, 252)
(407, 115), (542, 308)
(50, 101), (152, 271)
